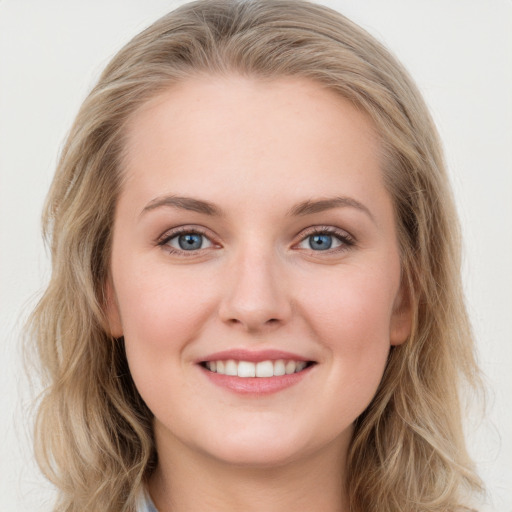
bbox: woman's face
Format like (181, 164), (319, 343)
(107, 76), (411, 467)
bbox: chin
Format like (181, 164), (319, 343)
(197, 423), (337, 469)
(206, 442), (306, 469)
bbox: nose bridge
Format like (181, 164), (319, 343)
(219, 240), (291, 330)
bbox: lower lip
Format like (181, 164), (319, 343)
(201, 365), (314, 395)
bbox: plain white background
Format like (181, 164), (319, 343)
(0, 1), (510, 511)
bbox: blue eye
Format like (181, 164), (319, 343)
(297, 230), (349, 252)
(164, 232), (213, 251)
(309, 234), (333, 250)
(178, 233), (203, 250)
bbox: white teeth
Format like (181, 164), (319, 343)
(238, 361), (256, 377)
(225, 359), (237, 376)
(204, 359), (310, 377)
(285, 360), (297, 374)
(273, 359), (286, 376)
(295, 361), (307, 372)
(255, 360), (274, 377)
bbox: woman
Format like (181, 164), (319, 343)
(28, 1), (483, 511)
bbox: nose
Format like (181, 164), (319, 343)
(218, 248), (292, 333)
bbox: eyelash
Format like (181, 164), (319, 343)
(156, 225), (356, 255)
(296, 226), (356, 253)
(157, 226), (215, 256)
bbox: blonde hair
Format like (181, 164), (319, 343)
(28, 1), (483, 510)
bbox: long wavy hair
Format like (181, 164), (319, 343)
(28, 1), (483, 510)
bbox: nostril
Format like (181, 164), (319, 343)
(226, 317), (280, 326)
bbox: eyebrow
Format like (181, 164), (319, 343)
(288, 196), (375, 222)
(140, 194), (374, 222)
(141, 195), (222, 217)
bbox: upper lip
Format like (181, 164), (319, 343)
(197, 349), (312, 364)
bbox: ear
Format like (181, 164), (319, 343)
(104, 277), (123, 338)
(390, 280), (413, 346)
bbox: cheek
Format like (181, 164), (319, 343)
(300, 264), (398, 396)
(112, 259), (218, 360)
(303, 265), (398, 342)
(114, 264), (222, 415)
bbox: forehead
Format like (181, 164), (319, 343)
(120, 75), (387, 217)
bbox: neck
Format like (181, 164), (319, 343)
(148, 432), (350, 512)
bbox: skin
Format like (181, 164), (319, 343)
(107, 75), (411, 512)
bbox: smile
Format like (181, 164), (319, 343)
(202, 359), (313, 377)
(198, 349), (317, 394)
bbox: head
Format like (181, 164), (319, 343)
(31, 1), (482, 510)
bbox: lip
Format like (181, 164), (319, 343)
(196, 348), (316, 395)
(197, 348), (311, 364)
(200, 364), (315, 395)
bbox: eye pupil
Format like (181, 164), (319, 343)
(178, 233), (203, 250)
(309, 234), (332, 250)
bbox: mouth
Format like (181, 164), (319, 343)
(197, 349), (317, 394)
(200, 359), (316, 378)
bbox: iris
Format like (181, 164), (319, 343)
(178, 233), (203, 250)
(309, 234), (332, 250)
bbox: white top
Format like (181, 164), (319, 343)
(136, 487), (159, 512)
